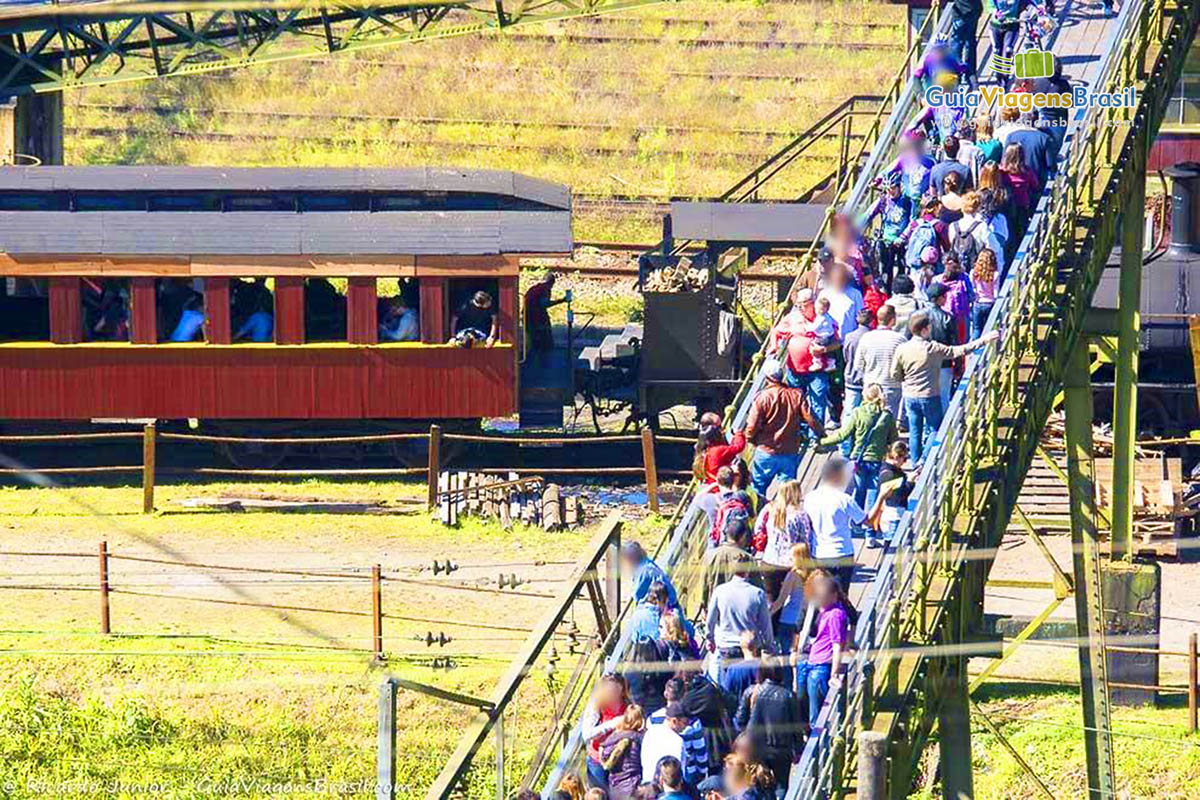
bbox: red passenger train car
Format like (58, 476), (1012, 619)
(0, 167), (572, 427)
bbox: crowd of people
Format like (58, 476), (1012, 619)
(546, 14), (1074, 796)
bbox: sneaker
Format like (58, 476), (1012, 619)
(866, 536), (883, 549)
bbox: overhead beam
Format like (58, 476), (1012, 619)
(0, 0), (667, 96)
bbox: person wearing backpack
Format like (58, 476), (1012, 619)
(900, 198), (949, 278)
(949, 191), (1006, 277)
(858, 172), (912, 290)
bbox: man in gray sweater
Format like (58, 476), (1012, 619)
(891, 311), (999, 464)
(853, 305), (907, 418)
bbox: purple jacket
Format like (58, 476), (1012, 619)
(600, 729), (644, 800)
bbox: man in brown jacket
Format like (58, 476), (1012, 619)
(742, 362), (819, 497)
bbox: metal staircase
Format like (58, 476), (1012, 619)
(535, 0), (1200, 797)
(789, 0), (1200, 796)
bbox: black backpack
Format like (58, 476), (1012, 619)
(953, 219), (983, 274)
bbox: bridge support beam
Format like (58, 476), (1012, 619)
(1110, 123), (1147, 561)
(1063, 341), (1117, 800)
(938, 587), (974, 800)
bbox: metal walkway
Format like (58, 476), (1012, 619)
(535, 0), (1200, 797)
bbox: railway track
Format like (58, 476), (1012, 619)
(66, 126), (844, 165)
(73, 103), (866, 141)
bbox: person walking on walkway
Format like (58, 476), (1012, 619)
(743, 362), (810, 496)
(803, 457), (866, 587)
(891, 311), (999, 464)
(818, 385), (896, 547)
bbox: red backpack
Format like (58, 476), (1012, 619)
(711, 492), (752, 545)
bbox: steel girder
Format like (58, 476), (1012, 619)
(0, 0), (665, 96)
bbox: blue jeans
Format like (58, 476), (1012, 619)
(951, 12), (981, 85)
(905, 396), (944, 464)
(840, 385), (863, 457)
(939, 366), (954, 416)
(805, 662), (833, 728)
(853, 459), (881, 512)
(971, 301), (994, 340)
(751, 449), (800, 497)
(586, 757), (608, 789)
(799, 371), (830, 432)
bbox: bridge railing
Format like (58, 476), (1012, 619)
(533, 5), (952, 796)
(789, 0), (1193, 794)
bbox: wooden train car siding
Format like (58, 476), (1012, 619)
(48, 277), (82, 344)
(205, 278), (232, 344)
(0, 344), (516, 420)
(347, 277), (378, 345)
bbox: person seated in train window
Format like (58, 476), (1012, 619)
(234, 294), (274, 343)
(451, 290), (498, 347)
(378, 296), (419, 342)
(157, 278), (195, 341)
(168, 292), (206, 343)
(89, 281), (130, 341)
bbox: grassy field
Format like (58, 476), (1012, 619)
(62, 0), (908, 242)
(918, 682), (1200, 799)
(0, 478), (665, 798)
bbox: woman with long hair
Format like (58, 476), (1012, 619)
(752, 479), (807, 602)
(1000, 143), (1040, 233)
(770, 542), (814, 656)
(975, 115), (1003, 164)
(970, 247), (999, 339)
(656, 611), (700, 667)
(598, 705), (646, 800)
(692, 410), (746, 485)
(582, 673), (631, 789)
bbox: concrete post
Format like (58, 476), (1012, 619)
(376, 678), (398, 800)
(857, 730), (888, 800)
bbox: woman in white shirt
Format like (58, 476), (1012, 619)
(753, 480), (806, 604)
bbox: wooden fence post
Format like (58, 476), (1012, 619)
(98, 540), (110, 634)
(372, 564), (384, 660)
(142, 422), (156, 514)
(1189, 631), (1197, 735)
(640, 426), (659, 514)
(427, 424), (442, 510)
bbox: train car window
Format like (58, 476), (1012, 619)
(300, 194), (359, 211)
(0, 279), (49, 342)
(75, 193), (143, 211)
(148, 194), (217, 212)
(375, 194), (425, 210)
(377, 277), (421, 343)
(226, 195), (292, 211)
(83, 278), (131, 342)
(304, 278), (346, 342)
(157, 278), (206, 343)
(448, 278), (500, 345)
(0, 192), (61, 211)
(231, 278), (275, 343)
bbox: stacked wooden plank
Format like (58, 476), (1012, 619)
(435, 471), (584, 530)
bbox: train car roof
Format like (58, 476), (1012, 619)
(0, 166), (571, 210)
(0, 166), (572, 259)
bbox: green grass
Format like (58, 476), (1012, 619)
(915, 682), (1200, 800)
(0, 480), (667, 797)
(62, 0), (909, 242)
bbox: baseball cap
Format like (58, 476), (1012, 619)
(795, 287), (814, 304)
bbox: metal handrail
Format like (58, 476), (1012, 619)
(535, 6), (946, 796)
(787, 0), (1194, 795)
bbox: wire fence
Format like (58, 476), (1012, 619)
(0, 424), (696, 513)
(0, 543), (592, 657)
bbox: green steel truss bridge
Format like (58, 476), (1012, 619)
(0, 0), (664, 96)
(529, 1), (1200, 799)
